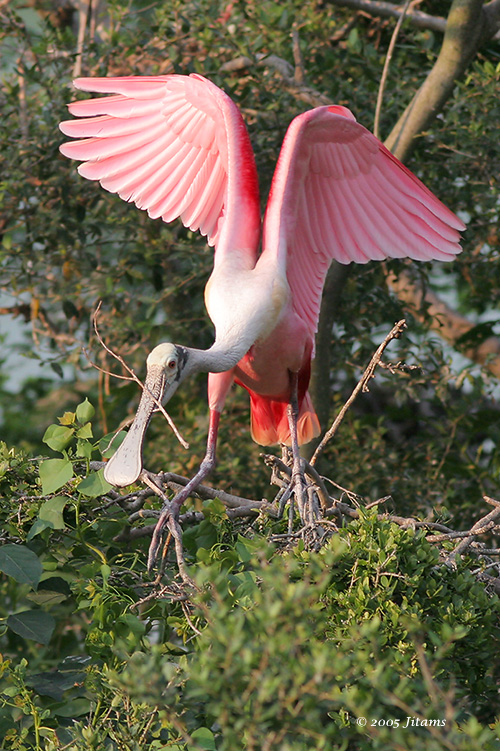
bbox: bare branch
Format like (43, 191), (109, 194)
(442, 496), (500, 566)
(327, 0), (448, 33)
(310, 320), (407, 465)
(386, 0), (496, 160)
(386, 268), (500, 379)
(373, 0), (412, 139)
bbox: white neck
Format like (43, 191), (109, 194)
(185, 337), (250, 376)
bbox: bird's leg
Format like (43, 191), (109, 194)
(287, 372), (307, 522)
(287, 374), (323, 532)
(147, 410), (220, 574)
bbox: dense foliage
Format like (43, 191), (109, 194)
(1, 1), (500, 749)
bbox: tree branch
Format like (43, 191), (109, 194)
(386, 0), (496, 159)
(328, 0), (448, 33)
(310, 320), (407, 465)
(386, 269), (500, 378)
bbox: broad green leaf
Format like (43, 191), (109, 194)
(100, 431), (126, 459)
(76, 398), (95, 423)
(188, 727), (217, 751)
(76, 438), (93, 460)
(53, 698), (92, 717)
(7, 610), (55, 645)
(26, 591), (67, 606)
(27, 496), (68, 540)
(42, 424), (74, 452)
(76, 422), (93, 439)
(39, 458), (74, 494)
(78, 469), (112, 498)
(0, 545), (43, 587)
(27, 666), (87, 700)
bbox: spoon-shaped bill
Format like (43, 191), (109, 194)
(104, 365), (166, 487)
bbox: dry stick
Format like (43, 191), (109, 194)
(157, 471), (274, 512)
(328, 0), (447, 34)
(443, 496), (500, 566)
(291, 25), (305, 85)
(310, 319), (407, 466)
(89, 302), (189, 449)
(17, 59), (28, 141)
(373, 0), (414, 139)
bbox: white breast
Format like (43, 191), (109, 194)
(204, 252), (289, 351)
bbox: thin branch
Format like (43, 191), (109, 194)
(327, 0), (448, 33)
(385, 0), (494, 160)
(443, 496), (500, 566)
(310, 320), (407, 465)
(291, 25), (306, 85)
(373, 0), (412, 139)
(385, 269), (500, 380)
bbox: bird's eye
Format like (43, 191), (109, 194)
(167, 359), (177, 370)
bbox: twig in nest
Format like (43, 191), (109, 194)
(86, 301), (189, 450)
(310, 319), (407, 465)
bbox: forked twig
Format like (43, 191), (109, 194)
(311, 319), (407, 465)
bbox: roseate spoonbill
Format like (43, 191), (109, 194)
(59, 74), (464, 562)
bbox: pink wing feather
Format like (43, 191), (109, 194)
(59, 74), (261, 257)
(263, 105), (465, 337)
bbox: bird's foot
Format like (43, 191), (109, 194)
(141, 473), (196, 587)
(148, 503), (196, 586)
(291, 457), (323, 526)
(285, 373), (324, 531)
(277, 446), (321, 531)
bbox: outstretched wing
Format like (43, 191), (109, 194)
(263, 105), (465, 337)
(59, 74), (261, 257)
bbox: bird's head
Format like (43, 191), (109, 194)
(103, 342), (191, 487)
(145, 342), (190, 403)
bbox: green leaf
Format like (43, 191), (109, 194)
(76, 438), (93, 459)
(188, 727), (217, 751)
(26, 664), (88, 700)
(42, 424), (74, 452)
(59, 411), (76, 426)
(53, 698), (92, 717)
(76, 398), (95, 423)
(26, 591), (67, 606)
(39, 458), (74, 494)
(0, 544), (43, 587)
(7, 610), (55, 645)
(27, 496), (68, 540)
(76, 422), (93, 439)
(78, 468), (112, 498)
(100, 431), (126, 459)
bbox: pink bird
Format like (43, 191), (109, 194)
(59, 74), (464, 563)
